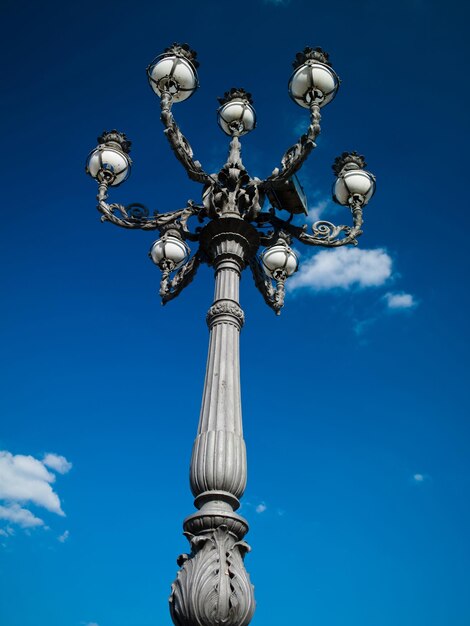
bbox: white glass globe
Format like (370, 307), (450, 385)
(333, 170), (376, 206)
(289, 62), (339, 108)
(261, 243), (298, 278)
(149, 236), (190, 269)
(218, 100), (256, 136)
(148, 55), (198, 102)
(86, 147), (131, 186)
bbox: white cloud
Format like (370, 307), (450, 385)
(0, 450), (71, 535)
(43, 453), (72, 474)
(412, 473), (431, 484)
(58, 530), (70, 543)
(307, 199), (330, 223)
(0, 451), (64, 515)
(0, 504), (44, 528)
(384, 292), (417, 310)
(84, 623), (99, 626)
(255, 502), (267, 514)
(288, 247), (392, 292)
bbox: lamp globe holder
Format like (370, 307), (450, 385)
(332, 151), (376, 207)
(85, 129), (132, 187)
(289, 46), (340, 108)
(147, 42), (199, 102)
(217, 88), (257, 136)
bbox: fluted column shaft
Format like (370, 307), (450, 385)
(190, 256), (246, 507)
(170, 220), (257, 626)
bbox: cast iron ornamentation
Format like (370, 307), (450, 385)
(86, 42), (376, 626)
(169, 526), (255, 626)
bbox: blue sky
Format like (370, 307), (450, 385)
(1, 1), (469, 625)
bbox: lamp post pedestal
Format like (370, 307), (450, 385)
(170, 218), (258, 626)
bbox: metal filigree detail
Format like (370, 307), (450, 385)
(218, 88), (253, 106)
(256, 203), (364, 249)
(97, 181), (204, 233)
(249, 258), (286, 315)
(332, 151), (367, 175)
(266, 103), (321, 183)
(292, 46), (332, 69)
(160, 254), (202, 304)
(170, 526), (255, 626)
(97, 129), (131, 152)
(206, 301), (245, 327)
(163, 42), (200, 68)
(160, 92), (213, 185)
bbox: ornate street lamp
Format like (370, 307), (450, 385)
(86, 42), (376, 626)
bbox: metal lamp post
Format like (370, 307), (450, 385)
(86, 42), (376, 626)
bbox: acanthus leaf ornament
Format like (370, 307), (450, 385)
(169, 526), (255, 626)
(160, 253), (202, 304)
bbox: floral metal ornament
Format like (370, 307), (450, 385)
(86, 42), (377, 626)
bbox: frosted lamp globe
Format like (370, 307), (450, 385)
(218, 100), (256, 136)
(86, 147), (131, 186)
(333, 170), (376, 206)
(149, 236), (190, 269)
(261, 243), (298, 278)
(289, 62), (339, 108)
(147, 55), (198, 102)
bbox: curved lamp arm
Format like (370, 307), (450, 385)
(159, 252), (202, 305)
(97, 181), (205, 237)
(264, 103), (321, 185)
(160, 92), (213, 185)
(256, 200), (364, 248)
(249, 257), (286, 315)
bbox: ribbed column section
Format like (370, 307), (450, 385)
(170, 221), (258, 626)
(190, 258), (246, 504)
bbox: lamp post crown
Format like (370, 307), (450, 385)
(97, 130), (132, 154)
(217, 88), (254, 106)
(292, 46), (332, 69)
(163, 42), (199, 69)
(332, 151), (367, 175)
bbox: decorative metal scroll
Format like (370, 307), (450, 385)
(169, 526), (255, 626)
(159, 253), (202, 304)
(97, 182), (204, 237)
(255, 204), (364, 249)
(94, 91), (366, 313)
(249, 257), (286, 315)
(160, 91), (213, 185)
(263, 103), (321, 184)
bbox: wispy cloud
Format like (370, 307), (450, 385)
(307, 198), (333, 223)
(43, 453), (73, 474)
(384, 291), (417, 310)
(0, 450), (72, 535)
(412, 473), (431, 484)
(288, 247), (392, 292)
(0, 503), (44, 528)
(255, 502), (267, 514)
(58, 530), (70, 543)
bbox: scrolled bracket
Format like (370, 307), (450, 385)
(97, 181), (205, 235)
(160, 91), (213, 185)
(255, 201), (364, 249)
(265, 103), (321, 185)
(159, 252), (202, 305)
(249, 257), (286, 316)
